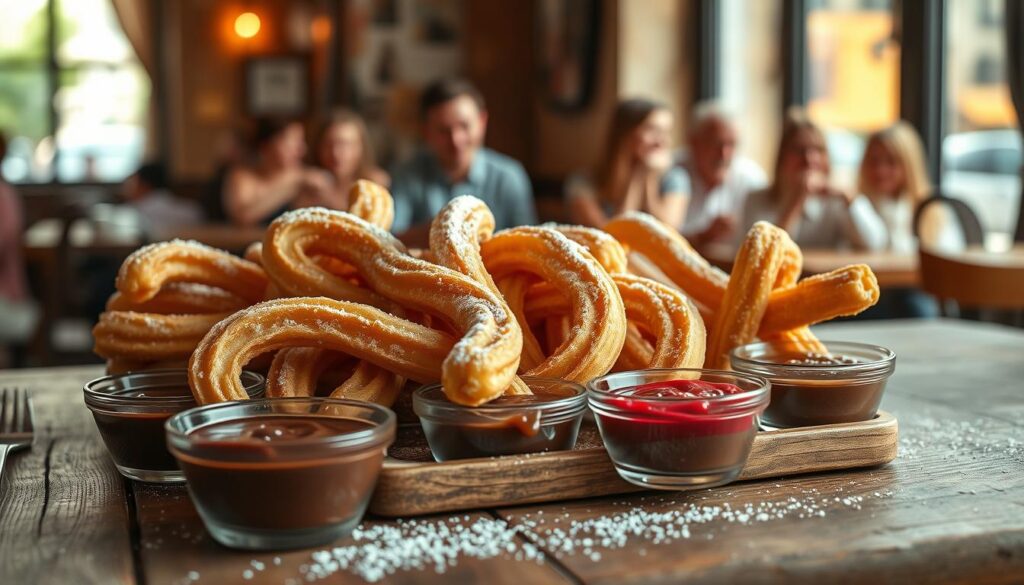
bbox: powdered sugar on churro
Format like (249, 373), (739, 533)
(432, 195), (493, 263)
(607, 212), (730, 283)
(275, 207), (405, 252)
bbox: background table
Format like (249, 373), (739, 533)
(953, 243), (1024, 268)
(21, 221), (267, 364)
(800, 249), (919, 288)
(2, 319), (1023, 584)
(23, 220), (265, 258)
(702, 244), (920, 288)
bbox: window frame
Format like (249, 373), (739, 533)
(694, 0), (722, 101)
(0, 0), (152, 185)
(695, 0), (950, 192)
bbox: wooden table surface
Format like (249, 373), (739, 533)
(2, 319), (1023, 584)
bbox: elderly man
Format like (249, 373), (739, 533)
(390, 79), (536, 245)
(677, 102), (767, 247)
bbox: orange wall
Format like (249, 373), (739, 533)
(164, 0), (322, 180)
(163, 0), (693, 184)
(530, 0), (622, 179)
(529, 0), (692, 179)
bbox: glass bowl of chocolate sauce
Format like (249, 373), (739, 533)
(412, 377), (587, 461)
(588, 369), (770, 490)
(83, 369), (265, 483)
(731, 341), (896, 429)
(166, 397), (395, 551)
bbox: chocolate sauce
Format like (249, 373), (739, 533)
(90, 387), (193, 473)
(763, 379), (886, 427)
(784, 353), (862, 366)
(416, 391), (585, 461)
(731, 343), (895, 429)
(421, 415), (578, 460)
(594, 380), (760, 474)
(173, 416), (385, 531)
(762, 353), (886, 428)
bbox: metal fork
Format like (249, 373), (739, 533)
(0, 388), (34, 484)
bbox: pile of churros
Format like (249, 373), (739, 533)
(92, 181), (880, 407)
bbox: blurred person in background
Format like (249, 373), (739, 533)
(0, 132), (39, 364)
(567, 98), (687, 228)
(309, 109), (390, 210)
(222, 118), (332, 226)
(390, 79), (536, 245)
(201, 127), (246, 222)
(677, 102), (767, 247)
(858, 122), (961, 252)
(741, 110), (885, 250)
(121, 161), (202, 233)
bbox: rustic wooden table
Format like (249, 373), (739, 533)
(2, 319), (1023, 584)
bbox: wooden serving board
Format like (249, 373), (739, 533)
(369, 411), (898, 517)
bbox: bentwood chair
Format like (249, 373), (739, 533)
(915, 195), (1024, 326)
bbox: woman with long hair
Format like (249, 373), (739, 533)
(567, 98), (688, 228)
(740, 110), (885, 249)
(858, 122), (957, 251)
(312, 109), (390, 210)
(222, 118), (331, 226)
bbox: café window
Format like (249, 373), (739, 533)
(718, 0), (783, 173)
(943, 0), (1022, 244)
(0, 0), (150, 184)
(804, 0), (900, 190)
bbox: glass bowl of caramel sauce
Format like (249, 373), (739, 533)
(412, 377), (586, 461)
(731, 341), (896, 429)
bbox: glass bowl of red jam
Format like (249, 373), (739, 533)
(587, 369), (770, 490)
(731, 340), (896, 429)
(413, 377), (586, 461)
(166, 397), (395, 550)
(84, 369), (265, 483)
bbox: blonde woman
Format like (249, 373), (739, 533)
(567, 99), (688, 228)
(311, 109), (390, 210)
(741, 110), (886, 250)
(858, 122), (959, 252)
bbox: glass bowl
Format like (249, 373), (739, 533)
(83, 369), (264, 482)
(166, 397), (395, 550)
(412, 377), (586, 461)
(731, 340), (896, 429)
(588, 369), (769, 490)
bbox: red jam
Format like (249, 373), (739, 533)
(593, 379), (766, 475)
(601, 380), (756, 434)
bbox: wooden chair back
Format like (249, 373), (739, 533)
(918, 247), (1024, 310)
(913, 194), (985, 246)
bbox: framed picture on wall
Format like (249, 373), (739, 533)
(245, 56), (310, 116)
(536, 0), (601, 111)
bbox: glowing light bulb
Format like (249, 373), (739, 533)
(234, 12), (261, 39)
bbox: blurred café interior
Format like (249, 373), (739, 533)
(0, 0), (1022, 369)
